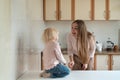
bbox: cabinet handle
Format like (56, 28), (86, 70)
(104, 10), (106, 19)
(112, 59), (114, 65)
(109, 10), (110, 19)
(89, 11), (91, 19)
(55, 11), (57, 19)
(59, 10), (61, 20)
(107, 59), (109, 65)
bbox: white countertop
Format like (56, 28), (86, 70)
(18, 71), (120, 80)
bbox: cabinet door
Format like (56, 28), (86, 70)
(63, 54), (69, 65)
(75, 0), (91, 20)
(44, 0), (58, 20)
(109, 0), (120, 20)
(59, 0), (72, 20)
(112, 55), (120, 70)
(96, 55), (109, 70)
(94, 0), (106, 20)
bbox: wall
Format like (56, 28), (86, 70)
(0, 0), (12, 80)
(0, 0), (44, 80)
(27, 0), (44, 72)
(45, 21), (120, 49)
(11, 0), (30, 79)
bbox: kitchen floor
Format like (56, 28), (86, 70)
(17, 71), (120, 80)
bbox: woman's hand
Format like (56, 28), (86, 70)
(82, 64), (88, 70)
(68, 61), (74, 69)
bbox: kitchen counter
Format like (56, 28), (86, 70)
(61, 48), (120, 55)
(95, 50), (120, 55)
(17, 71), (120, 80)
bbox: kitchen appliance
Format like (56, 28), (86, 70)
(106, 40), (114, 51)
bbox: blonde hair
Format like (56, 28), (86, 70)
(42, 27), (58, 43)
(72, 20), (90, 64)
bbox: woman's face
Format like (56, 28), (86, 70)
(71, 23), (78, 36)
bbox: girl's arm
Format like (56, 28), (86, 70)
(54, 42), (66, 64)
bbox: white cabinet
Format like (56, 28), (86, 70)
(109, 0), (120, 20)
(63, 54), (69, 66)
(95, 55), (109, 70)
(94, 0), (106, 20)
(59, 0), (72, 20)
(94, 0), (120, 20)
(112, 55), (120, 70)
(43, 0), (57, 20)
(44, 0), (120, 20)
(43, 0), (72, 20)
(75, 0), (92, 20)
(95, 53), (120, 70)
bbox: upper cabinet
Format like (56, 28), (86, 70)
(94, 0), (107, 20)
(94, 0), (120, 20)
(43, 0), (120, 20)
(109, 0), (120, 20)
(43, 0), (73, 21)
(59, 0), (73, 20)
(43, 0), (57, 20)
(75, 0), (93, 20)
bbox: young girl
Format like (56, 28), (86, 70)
(41, 27), (70, 78)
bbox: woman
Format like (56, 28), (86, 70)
(67, 20), (96, 70)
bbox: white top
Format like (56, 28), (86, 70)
(67, 33), (96, 58)
(43, 40), (66, 70)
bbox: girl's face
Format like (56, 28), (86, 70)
(71, 23), (78, 36)
(56, 34), (59, 41)
(54, 32), (59, 41)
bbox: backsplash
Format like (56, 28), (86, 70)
(45, 21), (120, 49)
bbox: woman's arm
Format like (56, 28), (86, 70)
(89, 35), (96, 58)
(67, 34), (75, 69)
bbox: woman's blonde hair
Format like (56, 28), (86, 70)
(72, 20), (91, 64)
(42, 27), (58, 43)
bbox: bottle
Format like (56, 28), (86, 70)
(96, 41), (102, 52)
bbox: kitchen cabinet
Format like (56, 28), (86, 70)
(43, 0), (57, 20)
(94, 0), (120, 20)
(75, 0), (93, 20)
(94, 55), (109, 70)
(112, 55), (120, 70)
(94, 52), (120, 70)
(59, 0), (73, 20)
(43, 0), (73, 20)
(43, 0), (120, 21)
(94, 0), (107, 20)
(109, 0), (120, 20)
(63, 54), (69, 66)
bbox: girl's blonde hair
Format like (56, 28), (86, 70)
(42, 27), (58, 43)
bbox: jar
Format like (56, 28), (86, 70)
(113, 45), (119, 52)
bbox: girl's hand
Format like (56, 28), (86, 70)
(68, 61), (74, 69)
